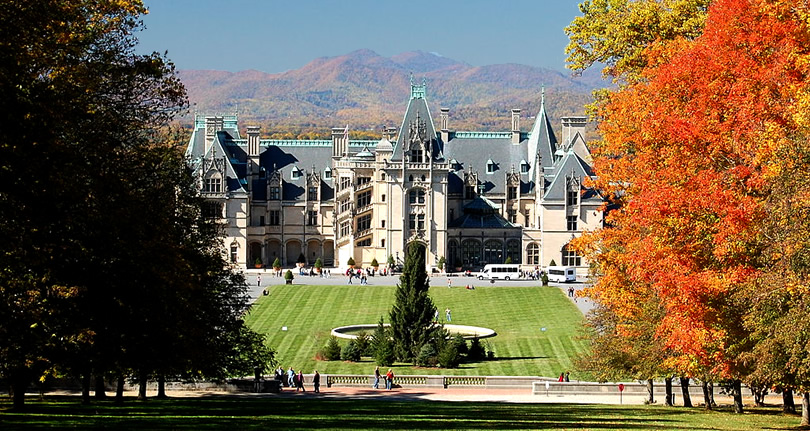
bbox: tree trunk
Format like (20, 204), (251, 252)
(94, 375), (106, 399)
(115, 374), (125, 405)
(732, 379), (744, 414)
(137, 373), (147, 400)
(646, 379), (654, 404)
(156, 375), (166, 399)
(783, 389), (796, 414)
(709, 382), (716, 407)
(81, 373), (91, 404)
(801, 392), (810, 426)
(665, 377), (673, 406)
(10, 375), (28, 411)
(702, 381), (712, 410)
(680, 377), (693, 407)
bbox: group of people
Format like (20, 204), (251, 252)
(432, 308), (452, 323)
(558, 371), (570, 382)
(372, 366), (395, 390)
(275, 366), (321, 393)
(346, 268), (369, 285)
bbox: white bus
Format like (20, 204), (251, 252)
(546, 266), (576, 283)
(478, 264), (521, 280)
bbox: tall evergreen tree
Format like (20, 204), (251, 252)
(389, 243), (438, 363)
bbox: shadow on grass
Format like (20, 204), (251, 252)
(2, 394), (799, 430)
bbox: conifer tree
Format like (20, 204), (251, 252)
(389, 243), (438, 363)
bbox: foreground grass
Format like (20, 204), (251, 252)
(246, 284), (587, 376)
(0, 395), (802, 430)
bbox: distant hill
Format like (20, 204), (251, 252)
(178, 50), (609, 136)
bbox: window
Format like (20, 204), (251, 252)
(484, 240), (503, 264)
(202, 201), (223, 219)
(291, 168), (302, 180)
(381, 220), (386, 228)
(562, 244), (582, 266)
(408, 174), (414, 182)
(340, 221), (351, 237)
(506, 240), (521, 264)
(508, 186), (517, 200)
(449, 208), (454, 221)
(382, 194), (386, 202)
(524, 210), (531, 225)
(357, 190), (372, 209)
(204, 176), (222, 193)
(259, 216), (265, 226)
(410, 148), (423, 163)
(269, 186), (280, 200)
(381, 173), (386, 180)
(340, 177), (351, 190)
(526, 243), (539, 265)
(230, 245), (238, 263)
(356, 238), (371, 247)
(486, 159), (496, 174)
(381, 239), (385, 247)
(259, 168), (266, 179)
(409, 189), (426, 204)
(567, 215), (578, 231)
(508, 210), (517, 224)
(357, 177), (371, 186)
(339, 199), (351, 214)
(408, 214), (425, 231)
(324, 168), (332, 179)
(357, 214), (372, 233)
(307, 210), (318, 226)
(520, 161), (530, 174)
(465, 185), (476, 199)
(461, 239), (481, 266)
(308, 186), (318, 201)
(268, 210), (280, 225)
(448, 240), (458, 267)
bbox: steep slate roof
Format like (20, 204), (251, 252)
(444, 133), (531, 196)
(391, 82), (441, 162)
(527, 95), (558, 178)
(448, 196), (521, 229)
(543, 149), (600, 202)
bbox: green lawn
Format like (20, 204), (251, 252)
(246, 284), (588, 377)
(0, 396), (802, 430)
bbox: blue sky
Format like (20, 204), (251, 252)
(137, 0), (584, 73)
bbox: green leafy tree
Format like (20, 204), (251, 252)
(389, 243), (438, 363)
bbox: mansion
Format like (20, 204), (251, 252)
(185, 79), (603, 275)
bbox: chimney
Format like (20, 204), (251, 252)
(331, 127), (348, 158)
(561, 116), (587, 148)
(511, 109), (521, 144)
(385, 127), (398, 142)
(440, 108), (450, 143)
(247, 126), (260, 157)
(204, 116), (223, 155)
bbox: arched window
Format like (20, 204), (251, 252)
(562, 244), (581, 266)
(506, 240), (521, 264)
(526, 243), (539, 265)
(461, 239), (481, 267)
(483, 240), (503, 264)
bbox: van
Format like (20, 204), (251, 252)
(478, 264), (521, 281)
(545, 266), (576, 283)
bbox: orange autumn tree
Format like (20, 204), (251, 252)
(573, 0), (810, 413)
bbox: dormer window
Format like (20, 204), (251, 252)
(520, 160), (530, 174)
(410, 148), (424, 163)
(324, 167), (332, 180)
(486, 159), (496, 174)
(203, 173), (222, 193)
(566, 177), (580, 206)
(291, 167), (303, 180)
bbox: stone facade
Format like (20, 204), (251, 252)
(185, 80), (603, 275)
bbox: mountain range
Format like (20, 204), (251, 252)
(178, 49), (607, 135)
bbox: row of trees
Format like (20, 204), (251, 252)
(0, 1), (273, 409)
(567, 0), (810, 425)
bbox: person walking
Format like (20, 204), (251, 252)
(447, 278), (452, 288)
(296, 370), (306, 392)
(558, 372), (565, 382)
(313, 370), (320, 393)
(287, 367), (295, 387)
(347, 270), (353, 284)
(445, 308), (452, 322)
(385, 368), (394, 390)
(257, 275), (261, 286)
(373, 366), (381, 389)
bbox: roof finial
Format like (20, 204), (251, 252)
(541, 84), (545, 106)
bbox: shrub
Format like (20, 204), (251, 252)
(347, 257), (356, 267)
(451, 334), (468, 355)
(341, 340), (361, 362)
(354, 331), (372, 356)
(321, 336), (342, 361)
(314, 257), (323, 269)
(485, 341), (496, 360)
(438, 342), (461, 368)
(284, 269), (294, 281)
(468, 337), (486, 361)
(297, 253), (306, 264)
(387, 254), (395, 266)
(374, 339), (395, 367)
(549, 259), (557, 267)
(272, 257), (282, 269)
(541, 273), (549, 286)
(371, 258), (379, 267)
(504, 256), (513, 264)
(416, 343), (438, 367)
(437, 256), (445, 271)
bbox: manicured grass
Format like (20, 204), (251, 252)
(245, 284), (588, 376)
(0, 396), (802, 430)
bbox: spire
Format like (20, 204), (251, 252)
(541, 84), (545, 106)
